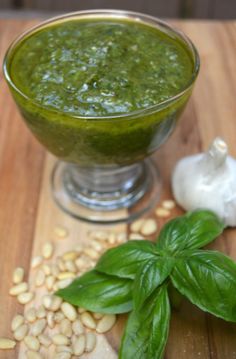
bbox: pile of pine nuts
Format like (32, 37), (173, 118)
(0, 199), (175, 358)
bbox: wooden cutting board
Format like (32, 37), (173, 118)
(0, 18), (236, 359)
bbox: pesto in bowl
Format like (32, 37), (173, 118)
(4, 11), (199, 166)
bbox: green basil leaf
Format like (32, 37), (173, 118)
(56, 270), (133, 314)
(133, 258), (174, 311)
(149, 285), (170, 358)
(171, 250), (236, 322)
(119, 285), (170, 359)
(156, 210), (224, 253)
(96, 240), (159, 279)
(184, 210), (225, 249)
(156, 216), (190, 253)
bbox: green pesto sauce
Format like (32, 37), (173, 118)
(10, 19), (193, 117)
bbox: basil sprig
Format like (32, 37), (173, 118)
(57, 209), (236, 358)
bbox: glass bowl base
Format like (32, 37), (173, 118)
(51, 159), (161, 224)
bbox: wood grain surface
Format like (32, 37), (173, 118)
(0, 19), (236, 359)
(1, 0), (235, 19)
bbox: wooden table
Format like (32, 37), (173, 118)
(0, 18), (236, 359)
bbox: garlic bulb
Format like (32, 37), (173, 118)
(172, 137), (236, 226)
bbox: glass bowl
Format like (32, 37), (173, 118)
(3, 9), (200, 224)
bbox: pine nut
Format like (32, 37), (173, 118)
(84, 258), (96, 268)
(0, 337), (16, 349)
(96, 314), (116, 333)
(57, 272), (76, 280)
(45, 275), (55, 291)
(108, 233), (117, 244)
(35, 269), (45, 287)
(47, 311), (55, 329)
(50, 296), (62, 311)
(62, 251), (78, 261)
(26, 351), (42, 359)
(75, 258), (86, 270)
(57, 279), (73, 289)
(75, 244), (83, 253)
(37, 305), (46, 319)
(78, 307), (86, 314)
(31, 256), (43, 269)
(73, 334), (86, 356)
(11, 314), (24, 331)
(17, 292), (34, 305)
(54, 353), (71, 359)
(64, 260), (77, 273)
(162, 199), (176, 210)
(52, 334), (69, 346)
(129, 233), (145, 240)
(116, 232), (127, 243)
(38, 334), (51, 347)
(25, 308), (37, 323)
(61, 302), (77, 322)
(90, 240), (103, 252)
(42, 294), (52, 309)
(14, 323), (28, 341)
(54, 312), (65, 323)
(54, 226), (68, 239)
(155, 207), (171, 218)
(71, 334), (77, 344)
(24, 335), (40, 351)
(12, 267), (24, 284)
(130, 219), (145, 233)
(92, 230), (108, 241)
(53, 282), (58, 291)
(51, 264), (60, 277)
(42, 264), (51, 275)
(83, 248), (99, 259)
(57, 257), (66, 272)
(85, 332), (97, 352)
(56, 345), (72, 353)
(93, 312), (104, 320)
(140, 219), (158, 236)
(31, 319), (46, 336)
(9, 282), (28, 296)
(81, 312), (96, 329)
(42, 241), (54, 259)
(72, 319), (84, 335)
(60, 318), (72, 337)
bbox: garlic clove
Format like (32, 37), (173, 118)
(172, 137), (236, 227)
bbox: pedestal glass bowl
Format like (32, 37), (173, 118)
(3, 10), (200, 224)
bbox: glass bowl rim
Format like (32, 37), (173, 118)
(3, 9), (200, 121)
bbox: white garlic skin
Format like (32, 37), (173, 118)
(172, 138), (236, 227)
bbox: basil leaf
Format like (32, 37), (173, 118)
(156, 217), (190, 253)
(184, 210), (225, 249)
(96, 240), (159, 279)
(133, 258), (174, 311)
(156, 210), (224, 253)
(171, 250), (236, 322)
(149, 285), (170, 358)
(119, 285), (170, 359)
(56, 270), (133, 314)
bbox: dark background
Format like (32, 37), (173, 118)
(0, 0), (236, 19)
